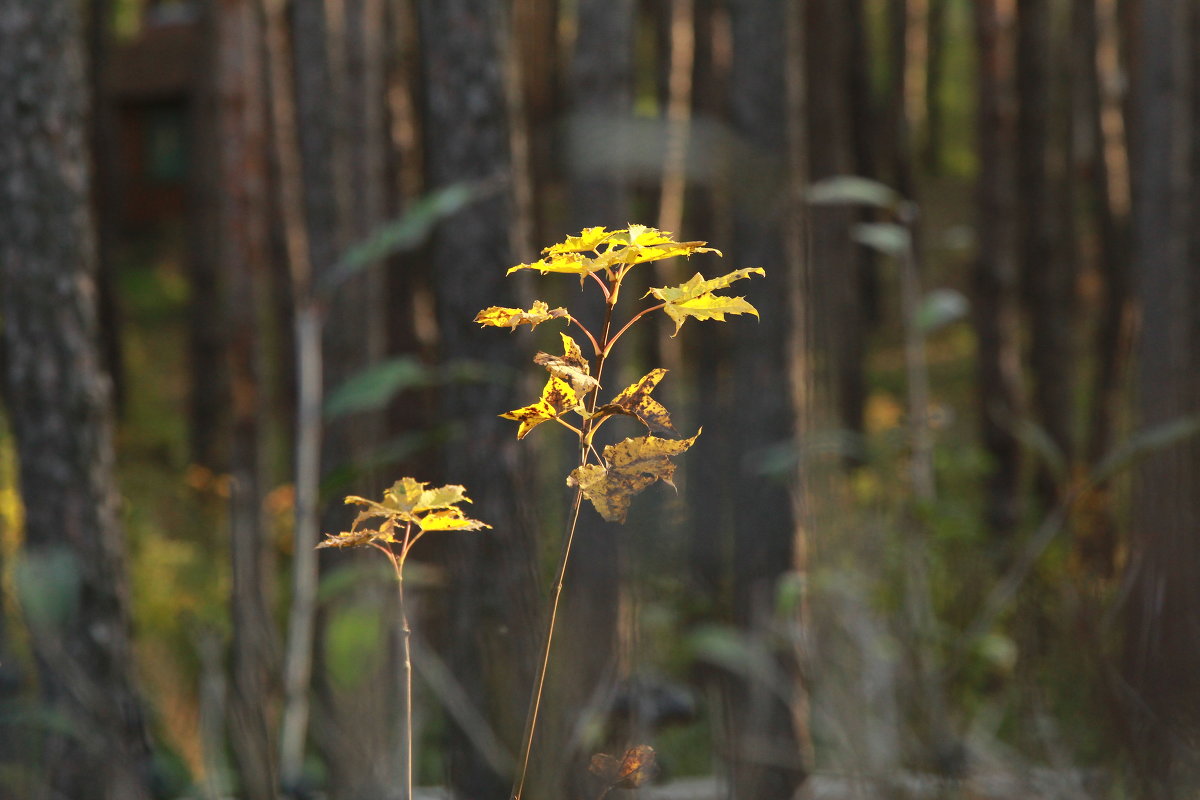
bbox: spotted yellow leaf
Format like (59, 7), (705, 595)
(416, 509), (491, 532)
(318, 479), (487, 549)
(474, 300), (568, 331)
(533, 333), (599, 395)
(592, 368), (676, 436)
(567, 431), (700, 522)
(500, 375), (584, 439)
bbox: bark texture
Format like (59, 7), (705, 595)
(0, 3), (152, 797)
(214, 2), (279, 797)
(416, 2), (538, 795)
(971, 0), (1023, 535)
(1122, 0), (1200, 795)
(724, 1), (806, 796)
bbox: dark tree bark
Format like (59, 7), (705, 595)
(416, 2), (539, 796)
(87, 0), (126, 416)
(186, 3), (228, 471)
(567, 0), (635, 231)
(971, 0), (1023, 535)
(723, 1), (806, 797)
(1076, 0), (1131, 575)
(1016, 0), (1075, 503)
(513, 0), (558, 242)
(886, 0), (916, 199)
(214, 2), (280, 798)
(551, 0), (636, 790)
(1122, 0), (1200, 795)
(0, 3), (153, 798)
(844, 0), (883, 329)
(807, 0), (865, 447)
(923, 0), (946, 174)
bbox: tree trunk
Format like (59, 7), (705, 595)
(725, 1), (806, 796)
(923, 0), (946, 174)
(214, 2), (280, 797)
(0, 3), (153, 798)
(1077, 0), (1131, 576)
(808, 0), (865, 446)
(552, 0), (635, 790)
(567, 0), (635, 231)
(185, 4), (229, 472)
(971, 0), (1023, 535)
(1123, 0), (1200, 795)
(1016, 0), (1075, 503)
(415, 2), (539, 796)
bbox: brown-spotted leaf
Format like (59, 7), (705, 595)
(500, 375), (583, 439)
(533, 333), (599, 394)
(317, 478), (488, 550)
(316, 528), (377, 549)
(474, 300), (568, 331)
(588, 745), (658, 789)
(592, 368), (676, 436)
(647, 267), (765, 335)
(567, 431), (700, 522)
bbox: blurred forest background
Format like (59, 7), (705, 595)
(2, 0), (1200, 798)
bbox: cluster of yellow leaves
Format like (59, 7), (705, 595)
(316, 477), (489, 550)
(506, 224), (720, 284)
(568, 432), (700, 523)
(475, 225), (764, 524)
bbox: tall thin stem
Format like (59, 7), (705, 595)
(397, 559), (413, 800)
(381, 530), (414, 800)
(511, 295), (618, 800)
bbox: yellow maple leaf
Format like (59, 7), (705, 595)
(542, 226), (617, 255)
(500, 375), (584, 439)
(474, 300), (568, 331)
(533, 333), (599, 394)
(416, 508), (491, 532)
(592, 368), (676, 436)
(318, 479), (488, 549)
(646, 267), (765, 335)
(567, 431), (700, 522)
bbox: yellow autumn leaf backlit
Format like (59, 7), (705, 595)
(592, 368), (676, 436)
(317, 479), (488, 549)
(474, 300), (568, 331)
(500, 375), (584, 439)
(647, 267), (765, 335)
(567, 431), (700, 522)
(533, 333), (599, 394)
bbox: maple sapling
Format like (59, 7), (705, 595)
(475, 225), (763, 799)
(317, 479), (489, 800)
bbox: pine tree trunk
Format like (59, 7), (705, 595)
(0, 3), (153, 797)
(1017, 0), (1075, 503)
(214, 2), (280, 797)
(972, 0), (1023, 535)
(1123, 0), (1200, 794)
(415, 2), (539, 795)
(725, 1), (806, 796)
